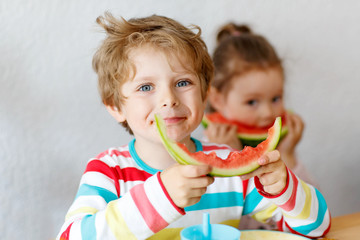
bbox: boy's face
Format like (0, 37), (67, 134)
(110, 45), (206, 144)
(211, 68), (285, 128)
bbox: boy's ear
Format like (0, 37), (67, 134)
(208, 86), (225, 112)
(105, 105), (126, 123)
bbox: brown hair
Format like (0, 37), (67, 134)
(210, 23), (283, 111)
(92, 12), (214, 133)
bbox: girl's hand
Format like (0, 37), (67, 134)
(204, 122), (242, 150)
(278, 112), (304, 168)
(160, 164), (215, 208)
(240, 150), (287, 195)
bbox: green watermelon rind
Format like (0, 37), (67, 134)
(155, 115), (200, 166)
(209, 159), (260, 177)
(201, 116), (288, 147)
(240, 126), (288, 147)
(155, 115), (282, 177)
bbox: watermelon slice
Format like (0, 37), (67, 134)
(155, 114), (282, 177)
(202, 112), (288, 147)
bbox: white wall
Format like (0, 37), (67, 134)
(1, 0), (359, 239)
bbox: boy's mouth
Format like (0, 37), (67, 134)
(163, 116), (186, 125)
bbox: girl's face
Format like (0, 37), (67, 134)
(213, 68), (285, 128)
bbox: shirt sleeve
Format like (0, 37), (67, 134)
(56, 159), (185, 240)
(253, 167), (331, 238)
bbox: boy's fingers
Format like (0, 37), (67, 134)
(190, 175), (215, 188)
(258, 172), (278, 186)
(263, 181), (284, 195)
(240, 150), (281, 180)
(240, 168), (263, 180)
(181, 164), (213, 177)
(259, 150), (280, 165)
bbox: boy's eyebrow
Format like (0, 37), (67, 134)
(172, 68), (198, 76)
(130, 75), (154, 83)
(133, 70), (196, 80)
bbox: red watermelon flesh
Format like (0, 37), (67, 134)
(155, 114), (282, 177)
(202, 112), (288, 147)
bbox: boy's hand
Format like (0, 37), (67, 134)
(160, 164), (215, 208)
(204, 123), (242, 150)
(240, 150), (287, 195)
(278, 112), (304, 169)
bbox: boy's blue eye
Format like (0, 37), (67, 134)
(139, 84), (153, 92)
(176, 80), (190, 87)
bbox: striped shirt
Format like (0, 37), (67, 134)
(57, 138), (330, 239)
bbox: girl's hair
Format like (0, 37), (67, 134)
(92, 12), (214, 133)
(211, 23), (283, 109)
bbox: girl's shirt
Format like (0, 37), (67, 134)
(57, 138), (330, 240)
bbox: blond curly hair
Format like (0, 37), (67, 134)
(92, 12), (214, 133)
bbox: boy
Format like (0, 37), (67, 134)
(57, 12), (330, 239)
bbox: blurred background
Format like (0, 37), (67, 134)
(1, 0), (360, 239)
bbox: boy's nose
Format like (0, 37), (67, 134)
(163, 101), (178, 107)
(161, 89), (179, 107)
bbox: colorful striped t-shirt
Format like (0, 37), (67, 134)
(57, 138), (330, 239)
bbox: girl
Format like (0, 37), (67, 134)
(204, 23), (316, 229)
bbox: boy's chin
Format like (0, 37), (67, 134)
(166, 130), (190, 143)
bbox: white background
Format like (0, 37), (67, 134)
(1, 1), (360, 239)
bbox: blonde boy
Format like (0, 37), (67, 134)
(57, 12), (330, 239)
